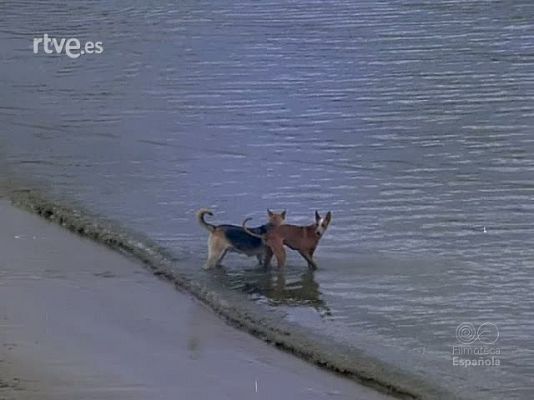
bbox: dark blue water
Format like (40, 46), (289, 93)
(1, 1), (533, 397)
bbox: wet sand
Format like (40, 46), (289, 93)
(0, 200), (393, 400)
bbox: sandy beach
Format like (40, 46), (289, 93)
(0, 200), (393, 400)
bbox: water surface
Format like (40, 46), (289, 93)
(1, 0), (533, 397)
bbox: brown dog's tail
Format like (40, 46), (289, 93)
(197, 209), (216, 232)
(242, 217), (264, 239)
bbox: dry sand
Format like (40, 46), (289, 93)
(0, 200), (393, 400)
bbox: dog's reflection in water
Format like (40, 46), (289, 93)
(232, 268), (331, 317)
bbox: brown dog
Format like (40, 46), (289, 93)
(243, 211), (332, 269)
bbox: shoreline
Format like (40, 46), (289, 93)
(5, 189), (465, 400)
(0, 198), (394, 400)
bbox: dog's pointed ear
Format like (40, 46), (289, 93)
(315, 210), (321, 222)
(267, 209), (273, 217)
(281, 210), (286, 219)
(325, 211), (332, 222)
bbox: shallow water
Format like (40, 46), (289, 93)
(1, 0), (534, 397)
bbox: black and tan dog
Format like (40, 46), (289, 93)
(197, 209), (286, 269)
(243, 211), (332, 269)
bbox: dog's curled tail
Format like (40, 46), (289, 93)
(242, 217), (264, 239)
(197, 209), (216, 232)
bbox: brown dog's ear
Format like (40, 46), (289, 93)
(267, 209), (273, 217)
(325, 211), (332, 222)
(281, 210), (286, 219)
(315, 210), (321, 222)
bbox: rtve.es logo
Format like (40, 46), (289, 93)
(33, 34), (103, 59)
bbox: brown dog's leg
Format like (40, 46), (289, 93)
(271, 240), (287, 268)
(298, 250), (318, 270)
(263, 247), (274, 267)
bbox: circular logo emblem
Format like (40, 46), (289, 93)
(477, 322), (499, 345)
(456, 322), (478, 344)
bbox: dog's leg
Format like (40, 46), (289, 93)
(271, 241), (287, 268)
(298, 250), (318, 270)
(203, 235), (216, 269)
(216, 248), (229, 267)
(263, 247), (273, 267)
(204, 252), (222, 269)
(204, 234), (226, 269)
(256, 254), (263, 265)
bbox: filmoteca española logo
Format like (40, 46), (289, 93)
(452, 322), (501, 367)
